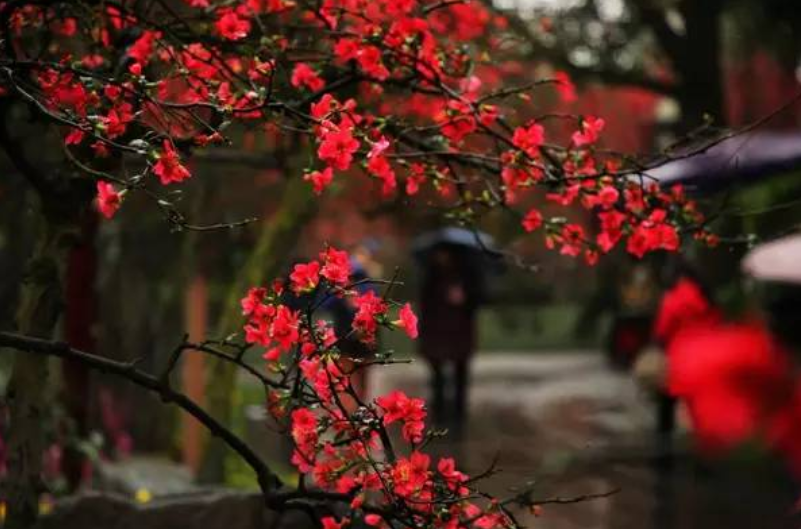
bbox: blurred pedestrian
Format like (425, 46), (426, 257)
(608, 262), (660, 369)
(325, 240), (383, 400)
(418, 244), (482, 434)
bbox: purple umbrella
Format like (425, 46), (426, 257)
(646, 131), (801, 192)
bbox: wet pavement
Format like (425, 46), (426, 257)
(370, 352), (800, 529)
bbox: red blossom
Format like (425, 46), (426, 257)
(355, 46), (389, 80)
(245, 302), (300, 353)
(91, 140), (110, 158)
(52, 17), (77, 36)
(273, 306), (301, 350)
(127, 30), (160, 64)
(553, 70), (577, 103)
(654, 277), (720, 345)
(320, 247), (351, 286)
(153, 140), (191, 185)
(501, 165), (542, 204)
(215, 8), (251, 40)
(104, 85), (122, 101)
(290, 261), (321, 293)
(318, 127), (360, 171)
(38, 70), (96, 116)
(364, 515), (382, 527)
(396, 303), (418, 339)
(352, 290), (387, 342)
(405, 164), (426, 196)
(668, 323), (795, 454)
(304, 167), (334, 195)
(291, 63), (325, 92)
(290, 407), (319, 469)
(479, 103), (499, 126)
(437, 100), (476, 143)
(101, 102), (134, 139)
(96, 181), (122, 219)
(546, 184), (580, 206)
(321, 517), (347, 529)
(475, 511), (508, 529)
(512, 122), (544, 157)
(367, 155), (397, 196)
(522, 209), (543, 232)
(594, 185), (619, 209)
(81, 54), (105, 69)
(626, 221), (680, 259)
(368, 136), (390, 159)
(376, 390), (426, 442)
(596, 210), (625, 253)
(391, 451), (430, 497)
(438, 457), (468, 494)
(246, 0), (288, 13)
(334, 38), (359, 63)
(559, 224), (585, 257)
(241, 287), (267, 316)
(64, 129), (85, 145)
(572, 116), (605, 147)
(311, 94), (336, 122)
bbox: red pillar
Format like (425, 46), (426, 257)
(182, 275), (208, 473)
(62, 214), (98, 489)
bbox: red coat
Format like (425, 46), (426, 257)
(418, 273), (477, 364)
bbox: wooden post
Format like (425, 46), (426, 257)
(182, 274), (208, 473)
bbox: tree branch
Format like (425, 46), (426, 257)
(486, 0), (676, 96)
(0, 330), (282, 494)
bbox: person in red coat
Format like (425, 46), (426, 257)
(418, 245), (482, 434)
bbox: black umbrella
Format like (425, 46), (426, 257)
(646, 131), (801, 192)
(411, 227), (504, 304)
(411, 227), (495, 260)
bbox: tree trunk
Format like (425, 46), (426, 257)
(0, 99), (93, 528)
(4, 210), (78, 528)
(197, 175), (318, 484)
(675, 0), (726, 130)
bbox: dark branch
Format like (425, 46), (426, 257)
(485, 1), (676, 96)
(528, 487), (621, 507)
(0, 330), (282, 494)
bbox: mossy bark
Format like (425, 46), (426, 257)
(4, 211), (79, 528)
(0, 99), (93, 528)
(197, 175), (318, 484)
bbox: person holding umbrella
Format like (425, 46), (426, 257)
(413, 227), (496, 435)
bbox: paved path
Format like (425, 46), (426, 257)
(371, 352), (798, 529)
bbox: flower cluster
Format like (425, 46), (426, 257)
(237, 247), (527, 529)
(242, 247), (417, 360)
(376, 390), (426, 443)
(668, 322), (801, 477)
(3, 0), (712, 262)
